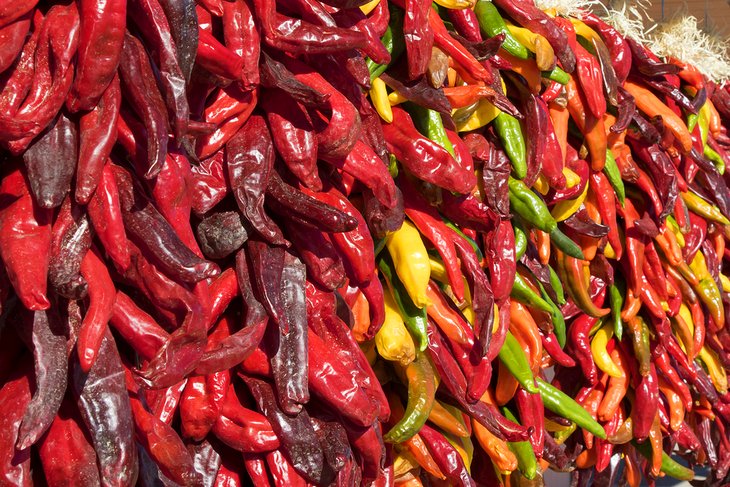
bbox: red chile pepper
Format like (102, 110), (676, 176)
(281, 55), (361, 159)
(542, 332), (576, 367)
(484, 218), (516, 304)
(401, 176), (465, 302)
(428, 8), (491, 83)
(125, 369), (200, 485)
(190, 151), (228, 216)
(118, 32), (169, 179)
(515, 388), (545, 458)
(568, 314), (599, 384)
(72, 330), (138, 485)
(0, 0), (37, 29)
(261, 92), (320, 190)
(332, 8), (390, 65)
(0, 360), (33, 485)
(579, 12), (631, 83)
(113, 165), (219, 285)
(323, 139), (400, 210)
(222, 0), (260, 88)
(419, 424), (476, 486)
(0, 10), (40, 114)
(15, 309), (67, 450)
(384, 107), (476, 194)
(632, 363), (659, 441)
(214, 384), (280, 453)
(110, 291), (169, 361)
(0, 12), (31, 75)
(67, 0), (125, 111)
(77, 248), (116, 373)
(617, 198), (646, 300)
(87, 162), (131, 272)
(590, 171), (622, 259)
(448, 7), (482, 43)
(196, 27), (245, 80)
(0, 165), (52, 310)
(38, 399), (101, 485)
(196, 89), (258, 160)
(76, 75), (120, 204)
(309, 186), (376, 286)
(359, 271), (386, 335)
(179, 375), (218, 441)
(286, 221), (346, 291)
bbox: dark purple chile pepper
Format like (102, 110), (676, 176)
(156, 0), (198, 83)
(234, 248), (269, 328)
(72, 329), (138, 486)
(267, 252), (309, 415)
(242, 376), (330, 485)
(246, 239), (287, 329)
(112, 165), (219, 285)
(15, 308), (68, 450)
(226, 114), (287, 246)
(311, 417), (351, 477)
(259, 52), (330, 109)
(118, 32), (169, 180)
(362, 186), (406, 240)
(611, 86), (635, 134)
(22, 111), (77, 209)
(48, 197), (92, 300)
(128, 0), (190, 139)
(266, 171), (358, 233)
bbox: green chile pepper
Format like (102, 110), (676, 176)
(604, 150), (625, 204)
(498, 332), (538, 393)
(495, 113), (527, 178)
(384, 352), (436, 443)
(502, 406), (538, 480)
(410, 105), (456, 158)
(473, 1), (530, 60)
(536, 378), (606, 439)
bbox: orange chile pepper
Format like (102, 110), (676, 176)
(548, 100), (569, 165)
(577, 188), (601, 261)
(574, 445), (596, 469)
(351, 290), (371, 343)
(624, 448), (642, 487)
(557, 250), (610, 317)
(425, 281), (470, 347)
(443, 84), (502, 109)
(648, 413), (663, 477)
(658, 375), (685, 432)
(579, 382), (605, 449)
(671, 312), (695, 360)
(535, 229), (550, 265)
(509, 301), (542, 374)
(472, 417), (518, 474)
(705, 99), (722, 136)
(395, 475), (423, 487)
(565, 77), (607, 170)
(620, 291), (642, 322)
(501, 52), (542, 94)
(427, 400), (469, 438)
(623, 80), (693, 152)
(597, 348), (629, 421)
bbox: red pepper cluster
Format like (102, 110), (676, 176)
(2, 0), (730, 485)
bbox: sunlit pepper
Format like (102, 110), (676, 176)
(376, 291), (417, 366)
(386, 220), (432, 308)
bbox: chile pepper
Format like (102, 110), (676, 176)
(384, 352), (436, 443)
(0, 12), (31, 75)
(15, 308), (67, 450)
(0, 165), (52, 310)
(536, 378), (606, 439)
(0, 359), (32, 485)
(118, 32), (169, 179)
(378, 254), (428, 352)
(68, 0), (125, 111)
(72, 329), (138, 485)
(22, 111), (77, 209)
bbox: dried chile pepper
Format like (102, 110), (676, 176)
(68, 0), (126, 111)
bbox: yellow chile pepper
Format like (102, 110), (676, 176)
(472, 418), (518, 475)
(393, 452), (419, 478)
(569, 18), (601, 43)
(387, 90), (408, 106)
(376, 291), (416, 366)
(359, 0), (380, 15)
(590, 323), (624, 378)
(386, 220), (432, 308)
(681, 191), (730, 225)
(369, 77), (393, 123)
(603, 242), (617, 259)
(456, 99), (500, 132)
(563, 167), (581, 188)
(665, 216), (686, 244)
(551, 183), (589, 222)
(532, 174), (550, 195)
(699, 346), (728, 394)
(429, 257), (448, 283)
(505, 24), (555, 71)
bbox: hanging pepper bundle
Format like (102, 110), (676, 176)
(1, 0), (730, 485)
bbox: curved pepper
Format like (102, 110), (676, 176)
(376, 290), (416, 366)
(384, 352), (436, 443)
(536, 378), (606, 439)
(385, 220), (432, 309)
(498, 332), (538, 394)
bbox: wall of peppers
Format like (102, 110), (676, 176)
(0, 0), (730, 485)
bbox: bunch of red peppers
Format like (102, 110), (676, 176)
(2, 0), (730, 485)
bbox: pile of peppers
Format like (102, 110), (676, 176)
(2, 0), (730, 485)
